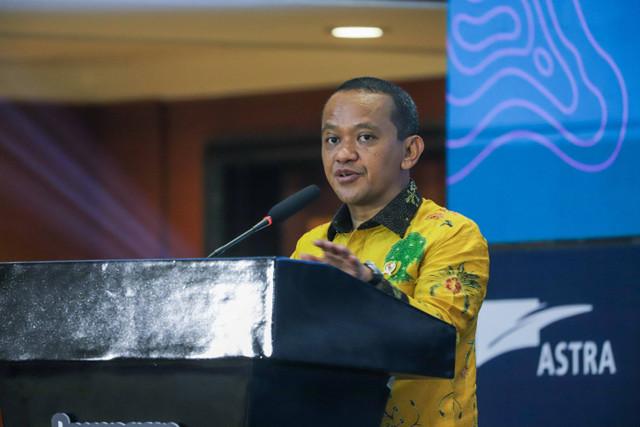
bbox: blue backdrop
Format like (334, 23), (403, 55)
(446, 1), (640, 425)
(446, 0), (640, 243)
(477, 242), (639, 425)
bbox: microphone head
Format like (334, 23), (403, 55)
(267, 184), (320, 223)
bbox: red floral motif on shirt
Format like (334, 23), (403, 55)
(428, 262), (482, 314)
(445, 277), (462, 294)
(459, 365), (469, 380)
(426, 208), (459, 228)
(425, 212), (445, 221)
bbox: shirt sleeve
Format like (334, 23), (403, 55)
(407, 217), (489, 337)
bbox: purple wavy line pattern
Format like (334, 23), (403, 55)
(446, 0), (628, 185)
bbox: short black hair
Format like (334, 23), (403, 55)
(334, 77), (419, 140)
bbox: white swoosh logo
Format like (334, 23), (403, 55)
(476, 299), (593, 367)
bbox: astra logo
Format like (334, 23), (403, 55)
(476, 298), (616, 376)
(536, 340), (616, 376)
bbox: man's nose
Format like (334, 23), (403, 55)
(336, 139), (358, 162)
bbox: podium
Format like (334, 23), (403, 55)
(0, 258), (455, 427)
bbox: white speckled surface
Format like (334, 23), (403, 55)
(0, 258), (275, 361)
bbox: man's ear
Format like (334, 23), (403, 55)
(401, 135), (424, 170)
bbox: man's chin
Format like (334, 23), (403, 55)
(332, 185), (374, 208)
(337, 192), (365, 207)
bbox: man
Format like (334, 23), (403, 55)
(291, 77), (489, 427)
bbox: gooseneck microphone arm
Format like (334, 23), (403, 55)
(206, 216), (272, 258)
(207, 184), (320, 258)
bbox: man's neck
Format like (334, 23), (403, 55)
(349, 206), (382, 230)
(347, 179), (410, 230)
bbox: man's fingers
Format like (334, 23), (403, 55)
(299, 253), (323, 263)
(313, 239), (349, 256)
(301, 239), (365, 280)
(311, 239), (333, 251)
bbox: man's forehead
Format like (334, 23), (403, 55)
(321, 90), (394, 125)
(325, 90), (393, 108)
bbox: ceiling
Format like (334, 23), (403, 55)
(0, 0), (447, 103)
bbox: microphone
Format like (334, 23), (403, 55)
(207, 184), (320, 257)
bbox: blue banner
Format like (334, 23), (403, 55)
(446, 0), (640, 243)
(476, 242), (640, 425)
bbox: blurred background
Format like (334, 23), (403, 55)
(0, 0), (448, 261)
(2, 1), (639, 425)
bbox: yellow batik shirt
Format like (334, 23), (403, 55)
(291, 180), (489, 427)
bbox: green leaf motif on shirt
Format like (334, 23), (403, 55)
(384, 232), (426, 285)
(438, 380), (462, 421)
(405, 180), (421, 207)
(428, 262), (482, 314)
(459, 340), (475, 381)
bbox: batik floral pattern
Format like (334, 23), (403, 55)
(383, 395), (423, 427)
(405, 180), (421, 207)
(428, 262), (482, 315)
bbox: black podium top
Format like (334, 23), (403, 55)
(0, 258), (455, 379)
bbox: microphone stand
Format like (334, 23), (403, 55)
(207, 217), (272, 258)
(206, 184), (319, 258)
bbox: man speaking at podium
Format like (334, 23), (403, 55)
(291, 77), (489, 426)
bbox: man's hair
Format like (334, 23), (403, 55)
(334, 77), (419, 140)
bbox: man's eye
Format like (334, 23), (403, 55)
(359, 134), (374, 142)
(326, 136), (339, 144)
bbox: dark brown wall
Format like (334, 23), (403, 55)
(0, 78), (446, 261)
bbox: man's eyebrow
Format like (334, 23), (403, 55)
(321, 123), (337, 133)
(321, 122), (381, 133)
(355, 122), (381, 132)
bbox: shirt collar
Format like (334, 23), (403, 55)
(327, 179), (422, 241)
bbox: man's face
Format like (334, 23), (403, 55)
(321, 90), (408, 212)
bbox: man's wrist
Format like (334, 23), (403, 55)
(362, 261), (409, 302)
(363, 261), (383, 286)
(361, 265), (373, 282)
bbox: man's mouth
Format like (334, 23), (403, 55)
(335, 169), (360, 182)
